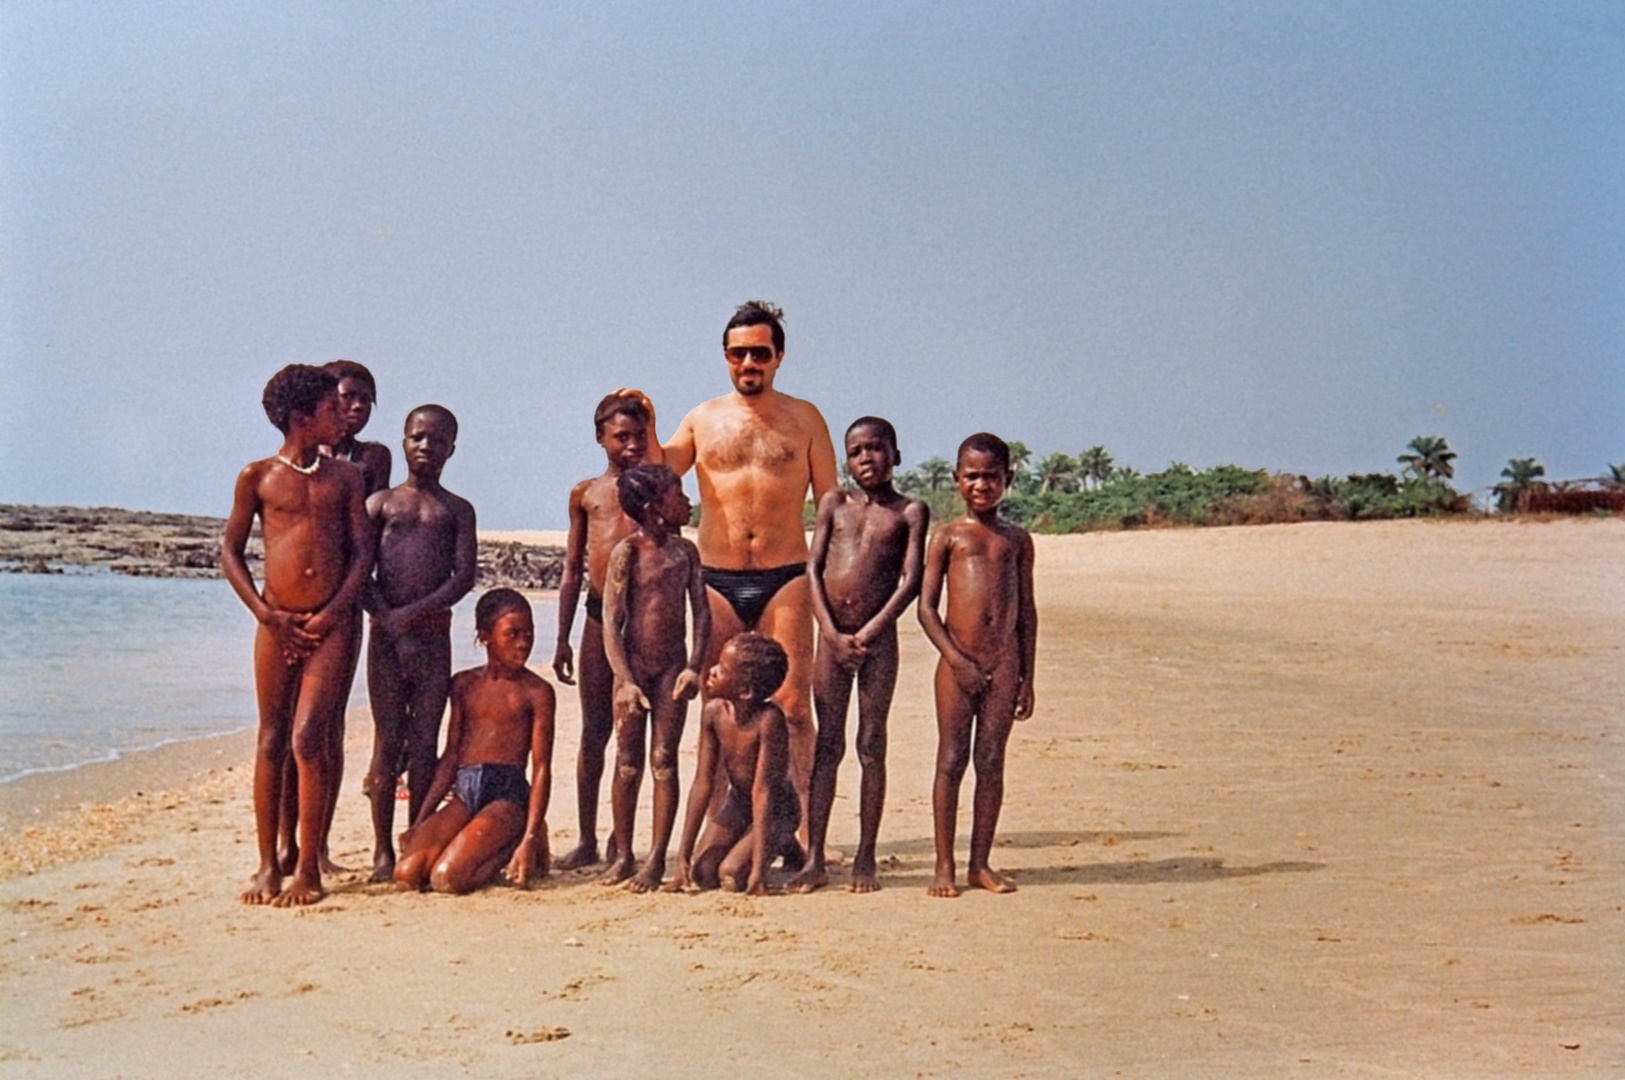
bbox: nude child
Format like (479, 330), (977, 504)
(668, 633), (802, 895)
(223, 364), (372, 907)
(276, 358), (390, 878)
(787, 417), (928, 893)
(363, 405), (477, 881)
(395, 589), (555, 894)
(552, 393), (651, 871)
(599, 465), (711, 892)
(917, 433), (1038, 898)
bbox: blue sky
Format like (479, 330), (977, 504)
(2, 2), (1619, 527)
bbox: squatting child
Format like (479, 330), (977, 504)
(917, 432), (1037, 898)
(223, 364), (371, 907)
(363, 405), (477, 881)
(787, 417), (928, 893)
(669, 632), (803, 895)
(599, 464), (710, 892)
(395, 589), (555, 893)
(552, 392), (652, 870)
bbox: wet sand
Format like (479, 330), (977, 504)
(1, 518), (1620, 1077)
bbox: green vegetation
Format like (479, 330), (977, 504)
(1493, 457), (1545, 513)
(889, 435), (1475, 533)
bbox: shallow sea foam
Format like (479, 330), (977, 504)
(0, 573), (555, 783)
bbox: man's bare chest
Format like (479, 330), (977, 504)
(699, 416), (803, 473)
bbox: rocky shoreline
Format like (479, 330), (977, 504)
(0, 504), (563, 589)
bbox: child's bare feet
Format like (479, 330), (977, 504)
(927, 866), (960, 898)
(784, 863), (828, 893)
(553, 842), (601, 872)
(849, 858), (881, 893)
(369, 851), (395, 884)
(319, 851), (352, 876)
(625, 860), (665, 893)
(966, 866), (1017, 894)
(271, 871), (325, 906)
(241, 868), (281, 905)
(598, 853), (636, 886)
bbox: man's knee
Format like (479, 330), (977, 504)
(649, 745), (677, 781)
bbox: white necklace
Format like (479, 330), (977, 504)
(276, 453), (321, 475)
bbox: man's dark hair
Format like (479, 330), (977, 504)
(407, 403), (459, 438)
(846, 416), (899, 452)
(475, 587), (531, 634)
(323, 359), (377, 401)
(956, 432), (1012, 473)
(729, 632), (790, 702)
(262, 365), (339, 434)
(593, 392), (651, 435)
(723, 300), (785, 354)
(617, 463), (680, 523)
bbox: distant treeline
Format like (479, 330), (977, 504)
(891, 462), (1469, 533)
(872, 436), (1623, 534)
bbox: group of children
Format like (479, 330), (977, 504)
(227, 365), (1036, 907)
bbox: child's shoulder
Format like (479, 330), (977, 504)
(518, 666), (556, 701)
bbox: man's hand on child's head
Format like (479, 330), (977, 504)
(552, 642), (575, 684)
(613, 387), (655, 425)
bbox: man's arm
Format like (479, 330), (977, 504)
(553, 481), (591, 683)
(804, 403), (838, 506)
(508, 681), (557, 886)
(661, 409), (698, 477)
(855, 499), (931, 646)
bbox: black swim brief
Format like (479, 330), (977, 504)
(454, 763), (530, 815)
(702, 563), (806, 628)
(584, 589), (604, 622)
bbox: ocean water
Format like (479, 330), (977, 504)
(0, 573), (556, 784)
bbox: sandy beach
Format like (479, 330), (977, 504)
(1, 518), (1619, 1078)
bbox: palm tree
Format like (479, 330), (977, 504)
(1078, 445), (1113, 490)
(917, 456), (953, 492)
(1494, 457), (1545, 513)
(1398, 435), (1457, 482)
(1036, 452), (1077, 493)
(1005, 440), (1033, 477)
(1606, 464), (1625, 488)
